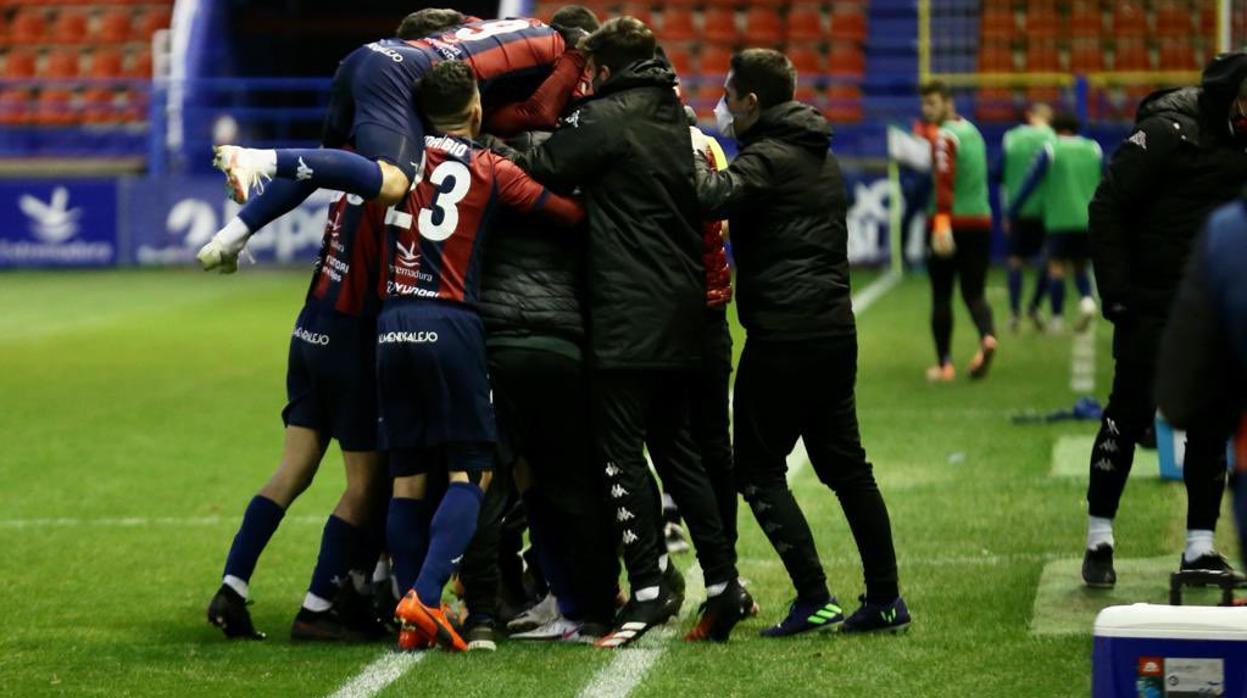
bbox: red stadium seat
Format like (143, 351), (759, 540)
(89, 46), (124, 78)
(1025, 0), (1058, 14)
(1023, 9), (1061, 39)
(1158, 38), (1198, 70)
(978, 40), (1013, 72)
(43, 48), (80, 78)
(826, 43), (865, 78)
(785, 4), (824, 43)
(701, 7), (738, 45)
(787, 43), (823, 77)
(0, 88), (32, 126)
(823, 85), (862, 124)
(619, 3), (653, 29)
(793, 82), (817, 104)
(35, 87), (76, 126)
(82, 87), (116, 124)
(10, 9), (48, 44)
(126, 46), (153, 78)
(51, 8), (89, 43)
(980, 9), (1014, 40)
(96, 8), (132, 43)
(1025, 86), (1064, 109)
(828, 11), (866, 42)
(1155, 1), (1193, 38)
(1024, 40), (1060, 72)
(3, 47), (38, 78)
(1111, 3), (1148, 38)
(698, 43), (732, 76)
(657, 8), (696, 43)
(1113, 41), (1152, 71)
(664, 44), (693, 77)
(744, 7), (783, 46)
(1069, 6), (1103, 38)
(133, 6), (172, 40)
(1068, 39), (1105, 72)
(975, 88), (1017, 122)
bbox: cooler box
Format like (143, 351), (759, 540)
(1093, 604), (1247, 697)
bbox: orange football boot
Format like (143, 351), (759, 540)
(395, 590), (467, 652)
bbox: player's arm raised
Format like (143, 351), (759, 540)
(484, 48), (587, 137)
(493, 156), (585, 227)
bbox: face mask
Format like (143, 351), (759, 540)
(714, 97), (736, 139)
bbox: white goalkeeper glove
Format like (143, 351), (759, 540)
(197, 217), (252, 274)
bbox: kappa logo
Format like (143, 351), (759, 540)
(621, 530), (638, 545)
(604, 462), (620, 477)
(295, 157), (314, 181)
(1127, 130), (1147, 150)
(563, 110), (582, 128)
(616, 507), (635, 522)
(610, 484), (628, 499)
(1093, 458), (1115, 472)
(1099, 439), (1119, 454)
(19, 186), (82, 243)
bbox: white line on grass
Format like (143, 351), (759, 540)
(785, 268), (901, 485)
(326, 651), (426, 698)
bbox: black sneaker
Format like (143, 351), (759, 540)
(333, 585), (391, 641)
(840, 595), (911, 634)
(1083, 544), (1117, 588)
(290, 605), (377, 643)
(207, 584), (265, 640)
(1180, 551), (1235, 575)
(464, 616), (498, 652)
(594, 589), (678, 649)
(683, 579), (753, 642)
(372, 578), (402, 634)
(662, 562), (686, 617)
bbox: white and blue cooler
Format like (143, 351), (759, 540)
(1092, 604), (1247, 697)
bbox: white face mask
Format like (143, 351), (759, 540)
(714, 97), (736, 139)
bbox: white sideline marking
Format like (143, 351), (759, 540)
(0, 514), (324, 529)
(326, 651), (425, 698)
(575, 562), (703, 698)
(786, 269), (902, 484)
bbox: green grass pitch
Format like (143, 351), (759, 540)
(0, 268), (1233, 696)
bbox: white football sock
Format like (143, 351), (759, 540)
(372, 558), (390, 585)
(217, 216), (252, 251)
(634, 585), (660, 602)
(1184, 530), (1215, 563)
(302, 592), (332, 613)
(223, 575), (249, 600)
(1086, 516), (1114, 550)
(705, 582), (728, 598)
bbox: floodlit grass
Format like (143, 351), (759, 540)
(0, 268), (1232, 697)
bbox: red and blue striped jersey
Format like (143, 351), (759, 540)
(306, 192), (388, 317)
(382, 133), (584, 306)
(410, 17), (583, 135)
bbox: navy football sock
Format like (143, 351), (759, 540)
(1050, 277), (1066, 317)
(237, 178), (318, 233)
(274, 149), (383, 199)
(1028, 271), (1049, 313)
(1006, 267), (1022, 315)
(223, 495), (286, 583)
(415, 482), (483, 607)
(307, 515), (359, 603)
(387, 497), (429, 594)
(1074, 270), (1093, 299)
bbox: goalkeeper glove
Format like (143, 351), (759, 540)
(930, 214), (956, 258)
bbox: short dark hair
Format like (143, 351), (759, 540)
(920, 80), (952, 99)
(582, 16), (655, 74)
(1051, 112), (1081, 133)
(729, 49), (795, 109)
(396, 8), (465, 40)
(551, 5), (600, 34)
(420, 60), (477, 124)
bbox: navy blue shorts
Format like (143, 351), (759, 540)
(1007, 218), (1046, 259)
(283, 304), (378, 451)
(376, 300), (497, 454)
(1046, 231), (1090, 261)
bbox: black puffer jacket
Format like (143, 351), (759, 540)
(518, 59), (704, 370)
(695, 101), (854, 340)
(1090, 52), (1247, 324)
(478, 131), (587, 352)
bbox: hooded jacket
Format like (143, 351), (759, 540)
(1089, 52), (1247, 325)
(517, 59), (705, 370)
(477, 131), (587, 359)
(694, 101), (855, 340)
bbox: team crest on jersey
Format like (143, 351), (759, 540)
(563, 110), (581, 128)
(1126, 130), (1147, 150)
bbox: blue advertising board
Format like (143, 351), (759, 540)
(118, 176), (334, 266)
(0, 180), (118, 268)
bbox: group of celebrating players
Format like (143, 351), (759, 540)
(199, 5), (910, 653)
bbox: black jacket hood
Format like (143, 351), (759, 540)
(1135, 52), (1247, 140)
(593, 58), (677, 98)
(741, 101), (831, 155)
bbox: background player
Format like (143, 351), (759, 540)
(376, 61), (584, 652)
(1007, 112), (1102, 332)
(1000, 103), (1054, 332)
